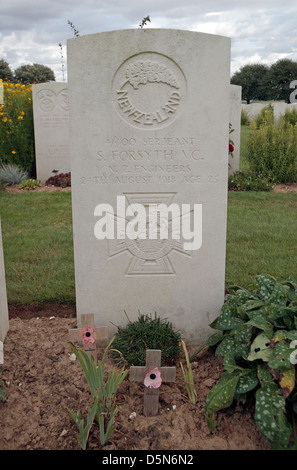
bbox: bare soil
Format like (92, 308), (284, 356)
(0, 304), (269, 451)
(2, 181), (288, 451)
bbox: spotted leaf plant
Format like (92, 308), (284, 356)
(191, 274), (297, 450)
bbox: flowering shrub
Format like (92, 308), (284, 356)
(247, 117), (297, 183)
(0, 80), (35, 176)
(45, 170), (71, 187)
(229, 123), (234, 158)
(228, 171), (273, 192)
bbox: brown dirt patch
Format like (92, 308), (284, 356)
(272, 183), (297, 193)
(0, 304), (269, 451)
(4, 184), (71, 193)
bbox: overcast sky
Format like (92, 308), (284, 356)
(1, 0), (297, 82)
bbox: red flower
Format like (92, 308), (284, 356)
(82, 327), (95, 345)
(229, 143), (234, 153)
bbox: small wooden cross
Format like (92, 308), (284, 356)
(68, 313), (109, 361)
(130, 349), (176, 416)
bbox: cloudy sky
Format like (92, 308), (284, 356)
(1, 0), (297, 81)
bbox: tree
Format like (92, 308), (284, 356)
(268, 59), (297, 102)
(231, 63), (270, 104)
(0, 59), (14, 81)
(14, 63), (55, 84)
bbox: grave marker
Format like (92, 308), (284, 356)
(0, 218), (9, 343)
(67, 29), (231, 344)
(32, 82), (70, 183)
(68, 313), (109, 360)
(130, 349), (176, 416)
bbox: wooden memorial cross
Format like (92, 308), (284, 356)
(68, 313), (108, 360)
(130, 349), (176, 416)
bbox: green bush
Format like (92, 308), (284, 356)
(191, 274), (297, 450)
(0, 370), (6, 402)
(281, 107), (297, 126)
(110, 313), (181, 367)
(0, 162), (28, 185)
(241, 108), (250, 126)
(228, 171), (273, 191)
(0, 81), (35, 176)
(247, 118), (297, 183)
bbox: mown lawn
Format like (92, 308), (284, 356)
(0, 190), (296, 304)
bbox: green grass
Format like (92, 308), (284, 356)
(0, 190), (296, 304)
(226, 192), (297, 288)
(239, 124), (251, 172)
(0, 192), (75, 304)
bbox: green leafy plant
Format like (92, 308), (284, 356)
(241, 108), (250, 125)
(255, 103), (274, 128)
(228, 171), (273, 191)
(139, 15), (151, 28)
(0, 82), (35, 176)
(19, 178), (41, 190)
(180, 339), (197, 405)
(0, 370), (6, 402)
(110, 313), (181, 366)
(45, 169), (71, 187)
(247, 117), (297, 183)
(0, 162), (28, 185)
(191, 274), (297, 450)
(67, 338), (128, 449)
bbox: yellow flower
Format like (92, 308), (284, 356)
(18, 115), (23, 120)
(12, 150), (16, 154)
(2, 116), (7, 122)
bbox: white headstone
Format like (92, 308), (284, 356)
(67, 29), (230, 344)
(0, 219), (9, 343)
(229, 84), (242, 174)
(32, 82), (70, 183)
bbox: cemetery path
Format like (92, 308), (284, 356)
(0, 304), (269, 451)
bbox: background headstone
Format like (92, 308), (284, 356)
(32, 82), (70, 183)
(67, 29), (231, 344)
(0, 218), (9, 343)
(229, 84), (242, 174)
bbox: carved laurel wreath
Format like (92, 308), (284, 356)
(125, 60), (180, 90)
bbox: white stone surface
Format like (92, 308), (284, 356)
(32, 82), (70, 183)
(0, 219), (9, 343)
(242, 102), (297, 122)
(229, 85), (241, 174)
(67, 29), (231, 344)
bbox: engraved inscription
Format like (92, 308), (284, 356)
(36, 88), (69, 113)
(78, 133), (225, 186)
(112, 53), (187, 129)
(107, 193), (192, 275)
